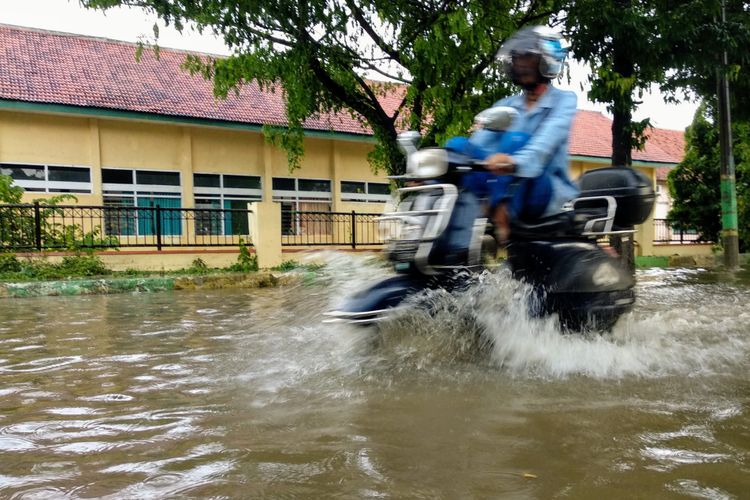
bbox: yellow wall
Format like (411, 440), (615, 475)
(0, 111), (91, 166)
(0, 109), (663, 203)
(3, 108), (681, 262)
(191, 127), (264, 174)
(0, 110), (387, 208)
(99, 120), (186, 170)
(652, 243), (714, 258)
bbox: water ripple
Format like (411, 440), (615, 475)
(78, 394), (134, 403)
(0, 356), (83, 373)
(642, 446), (730, 469)
(0, 264), (748, 498)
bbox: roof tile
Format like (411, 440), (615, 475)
(1, 24), (684, 164)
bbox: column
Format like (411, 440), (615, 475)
(248, 201), (282, 268)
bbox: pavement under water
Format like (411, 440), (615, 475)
(0, 253), (748, 498)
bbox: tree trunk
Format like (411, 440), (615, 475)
(610, 1), (636, 271)
(610, 2), (634, 169)
(611, 107), (633, 167)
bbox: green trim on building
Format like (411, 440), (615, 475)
(0, 98), (377, 143)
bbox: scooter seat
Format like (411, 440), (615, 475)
(509, 212), (575, 240)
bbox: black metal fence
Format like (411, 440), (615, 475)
(653, 219), (707, 244)
(3, 205), (710, 252)
(0, 203), (253, 251)
(281, 210), (395, 248)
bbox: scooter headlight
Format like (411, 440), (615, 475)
(410, 148), (449, 179)
(379, 218), (424, 242)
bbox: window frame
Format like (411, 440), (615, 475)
(102, 167), (183, 237)
(340, 180), (391, 203)
(272, 177), (333, 205)
(193, 172), (263, 203)
(0, 162), (93, 194)
(272, 177), (333, 236)
(102, 168), (182, 198)
(192, 172), (261, 236)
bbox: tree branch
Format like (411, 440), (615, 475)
(345, 1), (403, 64)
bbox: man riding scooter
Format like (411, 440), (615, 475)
(449, 26), (579, 244)
(325, 25), (655, 332)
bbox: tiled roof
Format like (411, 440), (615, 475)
(0, 23), (404, 135)
(570, 110), (685, 164)
(1, 24), (684, 164)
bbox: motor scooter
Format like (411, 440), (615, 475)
(323, 107), (655, 332)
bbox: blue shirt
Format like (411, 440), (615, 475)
(469, 86), (579, 217)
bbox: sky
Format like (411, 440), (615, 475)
(0, 0), (700, 131)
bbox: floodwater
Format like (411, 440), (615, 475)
(1, 254), (749, 499)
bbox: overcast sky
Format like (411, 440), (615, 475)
(1, 0), (699, 131)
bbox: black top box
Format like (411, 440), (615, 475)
(578, 167), (656, 228)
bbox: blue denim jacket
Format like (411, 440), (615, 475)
(469, 86), (579, 217)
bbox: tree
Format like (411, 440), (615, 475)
(667, 104), (750, 251)
(82, 0), (559, 175)
(564, 0), (666, 167)
(654, 0), (750, 120)
(0, 174), (119, 251)
(658, 0), (750, 252)
(565, 0), (750, 162)
(0, 173), (23, 204)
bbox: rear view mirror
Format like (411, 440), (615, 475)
(474, 106), (518, 131)
(397, 131), (422, 156)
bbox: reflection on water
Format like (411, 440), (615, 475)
(1, 254), (749, 498)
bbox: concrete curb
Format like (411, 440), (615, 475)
(0, 272), (293, 298)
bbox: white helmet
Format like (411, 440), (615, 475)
(496, 26), (569, 80)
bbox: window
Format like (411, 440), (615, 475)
(298, 179), (331, 193)
(272, 177), (332, 235)
(272, 177), (332, 206)
(193, 173), (261, 235)
(224, 175), (260, 190)
(102, 169), (133, 185)
(136, 170), (180, 186)
(102, 168), (182, 236)
(194, 173), (221, 188)
(272, 178), (296, 191)
(341, 181), (366, 195)
(1, 163), (92, 193)
(340, 180), (391, 203)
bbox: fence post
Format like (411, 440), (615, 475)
(350, 210), (356, 249)
(33, 201), (42, 251)
(155, 204), (163, 251)
(248, 201), (282, 268)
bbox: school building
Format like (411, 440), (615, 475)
(0, 24), (706, 269)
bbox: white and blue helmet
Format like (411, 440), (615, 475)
(496, 26), (569, 80)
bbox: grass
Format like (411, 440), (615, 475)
(0, 252), (288, 283)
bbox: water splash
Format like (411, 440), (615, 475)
(320, 257), (750, 380)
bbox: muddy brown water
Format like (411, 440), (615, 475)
(1, 255), (749, 498)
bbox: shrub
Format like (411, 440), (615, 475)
(188, 258), (209, 274)
(228, 239), (258, 273)
(58, 255), (110, 277)
(0, 253), (22, 273)
(272, 260), (299, 271)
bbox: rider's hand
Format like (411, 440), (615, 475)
(485, 153), (515, 174)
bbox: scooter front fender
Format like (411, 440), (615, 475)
(323, 274), (429, 325)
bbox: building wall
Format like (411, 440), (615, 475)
(0, 110), (101, 205)
(654, 180), (671, 219)
(0, 109), (387, 209)
(2, 108), (678, 260)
